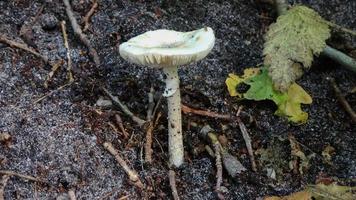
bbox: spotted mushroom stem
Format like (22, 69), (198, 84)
(163, 66), (184, 168)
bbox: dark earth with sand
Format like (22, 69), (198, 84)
(0, 0), (355, 199)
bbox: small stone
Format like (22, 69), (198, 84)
(40, 13), (58, 30)
(95, 96), (112, 107)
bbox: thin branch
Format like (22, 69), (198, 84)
(101, 87), (146, 126)
(33, 82), (72, 104)
(181, 104), (231, 120)
(60, 21), (74, 83)
(63, 0), (100, 66)
(322, 46), (356, 73)
(44, 60), (64, 88)
(327, 77), (356, 124)
(325, 21), (356, 37)
(145, 112), (162, 163)
(236, 107), (257, 172)
(0, 175), (9, 200)
(200, 125), (247, 177)
(213, 142), (224, 200)
(0, 170), (45, 183)
(115, 114), (130, 138)
(0, 34), (49, 64)
(169, 169), (180, 200)
(103, 142), (144, 189)
(82, 0), (98, 32)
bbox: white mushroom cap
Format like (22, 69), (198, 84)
(119, 27), (215, 68)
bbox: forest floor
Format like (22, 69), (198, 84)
(0, 0), (355, 199)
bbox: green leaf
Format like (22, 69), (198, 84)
(264, 5), (331, 91)
(244, 68), (288, 105)
(226, 67), (313, 123)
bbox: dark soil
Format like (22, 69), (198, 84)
(0, 0), (355, 199)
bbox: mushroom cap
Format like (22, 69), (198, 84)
(119, 27), (215, 68)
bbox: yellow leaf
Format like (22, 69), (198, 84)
(275, 83), (312, 123)
(264, 191), (312, 200)
(225, 68), (259, 97)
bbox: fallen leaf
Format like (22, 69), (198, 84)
(264, 191), (312, 200)
(321, 144), (335, 164)
(288, 135), (315, 174)
(308, 183), (356, 200)
(225, 68), (260, 97)
(229, 67), (312, 123)
(275, 83), (312, 123)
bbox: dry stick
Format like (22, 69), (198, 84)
(144, 87), (158, 163)
(168, 170), (180, 200)
(115, 114), (130, 138)
(44, 60), (64, 88)
(60, 21), (74, 83)
(103, 142), (144, 189)
(144, 112), (162, 163)
(181, 104), (231, 120)
(236, 107), (257, 172)
(63, 0), (100, 66)
(0, 34), (49, 64)
(328, 77), (356, 124)
(68, 189), (77, 200)
(273, 0), (356, 72)
(101, 87), (146, 126)
(33, 82), (72, 104)
(0, 175), (9, 200)
(0, 170), (45, 183)
(213, 142), (224, 200)
(83, 0), (98, 32)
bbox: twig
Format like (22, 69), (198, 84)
(33, 82), (72, 103)
(60, 21), (74, 83)
(68, 189), (77, 200)
(82, 0), (98, 32)
(181, 104), (231, 120)
(146, 87), (155, 121)
(168, 169), (180, 200)
(63, 0), (100, 66)
(273, 0), (356, 73)
(325, 21), (356, 37)
(327, 77), (356, 124)
(322, 46), (356, 73)
(103, 142), (144, 189)
(44, 60), (64, 88)
(145, 112), (162, 163)
(101, 87), (146, 126)
(0, 175), (9, 200)
(200, 126), (246, 177)
(0, 170), (45, 183)
(213, 142), (224, 199)
(115, 114), (130, 138)
(0, 34), (48, 64)
(236, 107), (257, 172)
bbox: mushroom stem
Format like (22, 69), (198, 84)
(163, 66), (184, 168)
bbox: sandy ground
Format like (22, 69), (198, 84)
(0, 0), (355, 199)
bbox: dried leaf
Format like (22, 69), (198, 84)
(263, 6), (330, 91)
(321, 145), (335, 164)
(264, 191), (312, 200)
(308, 183), (356, 200)
(264, 183), (356, 200)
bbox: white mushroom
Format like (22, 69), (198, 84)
(119, 27), (215, 167)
